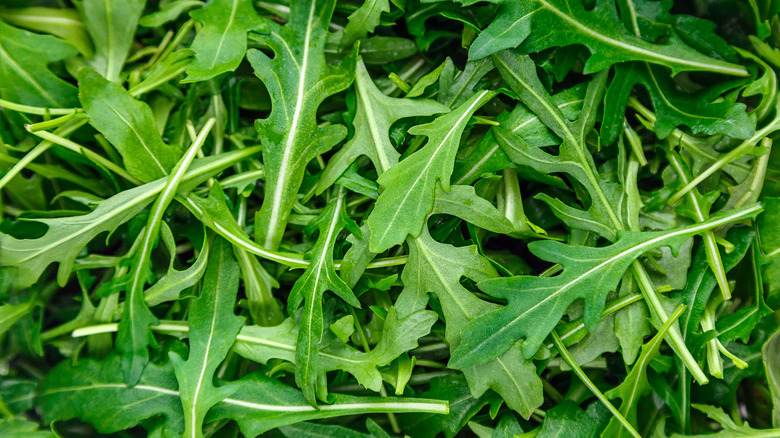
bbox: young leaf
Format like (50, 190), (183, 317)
(0, 20), (78, 107)
(170, 238), (245, 438)
(78, 67), (183, 183)
(317, 58), (448, 194)
(450, 204), (762, 367)
(287, 188), (361, 403)
(337, 0), (390, 49)
(76, 0), (144, 82)
(366, 89), (494, 252)
(184, 0), (263, 82)
(248, 0), (357, 250)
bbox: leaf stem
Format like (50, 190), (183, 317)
(27, 128), (143, 185)
(0, 98), (82, 115)
(0, 119), (87, 191)
(551, 330), (641, 438)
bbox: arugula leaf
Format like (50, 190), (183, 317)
(451, 204), (762, 367)
(288, 188), (361, 403)
(367, 90), (494, 252)
(0, 20), (78, 107)
(184, 0), (263, 82)
(170, 238), (245, 438)
(78, 67), (183, 183)
(76, 0), (144, 82)
(249, 0), (357, 250)
(317, 58), (448, 193)
(470, 0), (748, 76)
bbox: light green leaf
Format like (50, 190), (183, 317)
(184, 0), (263, 82)
(287, 189), (361, 403)
(0, 20), (78, 107)
(78, 67), (183, 183)
(450, 204), (762, 367)
(0, 7), (92, 56)
(367, 89), (494, 252)
(432, 184), (514, 234)
(77, 0), (145, 82)
(249, 0), (357, 250)
(399, 229), (543, 418)
(337, 0), (390, 49)
(170, 238), (246, 438)
(140, 1), (202, 28)
(317, 58), (448, 194)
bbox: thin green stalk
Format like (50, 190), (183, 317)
(0, 98), (81, 115)
(669, 119), (780, 203)
(0, 118), (87, 191)
(668, 151), (730, 300)
(550, 331), (641, 438)
(27, 128), (142, 185)
(25, 112), (86, 131)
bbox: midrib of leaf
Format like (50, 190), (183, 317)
(93, 93), (167, 175)
(41, 384), (448, 414)
(211, 0), (239, 69)
(494, 54), (623, 228)
(265, 0), (316, 250)
(374, 89), (490, 245)
(535, 0), (747, 76)
(0, 42), (60, 106)
(471, 204), (761, 358)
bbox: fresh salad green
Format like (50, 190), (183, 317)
(1, 0), (780, 437)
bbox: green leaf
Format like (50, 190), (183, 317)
(603, 304), (685, 437)
(602, 61), (753, 143)
(78, 67), (183, 183)
(206, 372), (449, 437)
(432, 184), (514, 234)
(0, 20), (78, 107)
(184, 0), (263, 82)
(317, 58), (448, 194)
(337, 0), (390, 49)
(170, 238), (245, 438)
(0, 7), (93, 57)
(76, 0), (145, 82)
(0, 418), (53, 438)
(140, 1), (202, 28)
(0, 297), (35, 338)
(249, 0), (357, 250)
(470, 0), (747, 76)
(0, 147), (259, 290)
(672, 404), (780, 437)
(145, 232), (209, 307)
(534, 401), (610, 438)
(450, 204), (762, 367)
(287, 189), (361, 403)
(41, 355), (185, 435)
(399, 229), (543, 418)
(366, 89), (494, 252)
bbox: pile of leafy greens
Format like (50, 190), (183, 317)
(2, 0), (780, 436)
